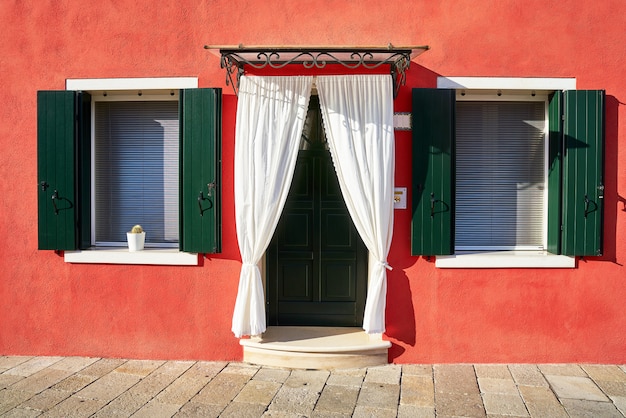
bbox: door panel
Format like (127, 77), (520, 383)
(267, 149), (368, 327)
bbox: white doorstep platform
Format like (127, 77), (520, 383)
(240, 326), (391, 370)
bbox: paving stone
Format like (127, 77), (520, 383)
(402, 364), (432, 377)
(253, 367), (291, 384)
(508, 365), (549, 387)
(48, 357), (99, 373)
(262, 410), (308, 417)
(582, 364), (626, 382)
(478, 377), (519, 395)
(0, 357), (33, 372)
(267, 384), (321, 416)
(595, 380), (626, 397)
(434, 364), (480, 394)
(545, 374), (608, 402)
(434, 391), (486, 417)
(400, 374), (434, 407)
(174, 402), (223, 417)
(314, 383), (359, 414)
(192, 372), (251, 406)
(481, 393), (529, 416)
(77, 358), (126, 378)
(397, 404), (435, 418)
(75, 370), (141, 402)
(0, 389), (33, 415)
(10, 368), (73, 394)
(475, 364), (513, 379)
(220, 401), (270, 417)
(152, 360), (195, 377)
(113, 359), (164, 376)
(91, 388), (152, 417)
(39, 395), (107, 417)
(1, 407), (42, 417)
(92, 370), (183, 418)
(0, 373), (25, 389)
(181, 361), (227, 380)
(234, 379), (281, 405)
(132, 399), (182, 418)
(352, 405), (397, 418)
(356, 382), (400, 410)
(538, 364), (586, 377)
(222, 362), (260, 377)
(154, 364), (215, 405)
(18, 388), (70, 412)
(5, 357), (63, 377)
(518, 385), (568, 418)
(363, 364), (401, 385)
(561, 398), (623, 418)
(612, 396), (626, 415)
(310, 411), (352, 418)
(50, 373), (97, 393)
(325, 371), (364, 387)
(283, 369), (329, 392)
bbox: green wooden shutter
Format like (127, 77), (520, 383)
(411, 89), (455, 255)
(547, 92), (563, 254)
(180, 88), (222, 253)
(561, 90), (605, 256)
(37, 91), (77, 250)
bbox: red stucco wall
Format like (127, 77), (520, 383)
(1, 0), (625, 363)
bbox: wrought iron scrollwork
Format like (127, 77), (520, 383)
(211, 46), (425, 97)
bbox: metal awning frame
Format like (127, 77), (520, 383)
(205, 45), (429, 97)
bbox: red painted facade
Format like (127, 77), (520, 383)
(1, 1), (625, 363)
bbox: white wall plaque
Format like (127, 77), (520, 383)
(394, 187), (407, 209)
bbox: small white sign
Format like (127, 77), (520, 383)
(394, 187), (407, 209)
(393, 112), (411, 131)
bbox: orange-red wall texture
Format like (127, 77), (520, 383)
(1, 0), (624, 363)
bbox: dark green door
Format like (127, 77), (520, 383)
(267, 146), (368, 327)
(268, 96), (368, 326)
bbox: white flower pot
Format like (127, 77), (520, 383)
(127, 232), (146, 252)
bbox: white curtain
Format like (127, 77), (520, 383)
(316, 75), (395, 334)
(232, 76), (313, 338)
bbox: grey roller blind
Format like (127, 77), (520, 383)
(94, 101), (179, 246)
(455, 101), (545, 250)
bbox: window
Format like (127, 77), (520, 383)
(94, 98), (180, 247)
(455, 99), (546, 250)
(411, 78), (604, 268)
(37, 78), (222, 264)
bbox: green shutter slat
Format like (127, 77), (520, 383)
(37, 91), (78, 250)
(180, 88), (222, 253)
(411, 89), (455, 255)
(562, 90), (605, 256)
(547, 92), (563, 254)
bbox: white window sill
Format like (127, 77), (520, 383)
(435, 251), (576, 269)
(64, 248), (199, 266)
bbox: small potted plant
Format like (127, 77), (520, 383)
(126, 224), (146, 252)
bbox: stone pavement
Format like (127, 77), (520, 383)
(1, 357), (625, 417)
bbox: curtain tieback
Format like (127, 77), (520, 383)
(378, 260), (393, 271)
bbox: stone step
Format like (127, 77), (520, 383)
(240, 326), (391, 370)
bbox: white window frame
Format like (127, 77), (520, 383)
(435, 77), (576, 268)
(64, 77), (199, 266)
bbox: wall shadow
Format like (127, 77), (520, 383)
(601, 95), (621, 264)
